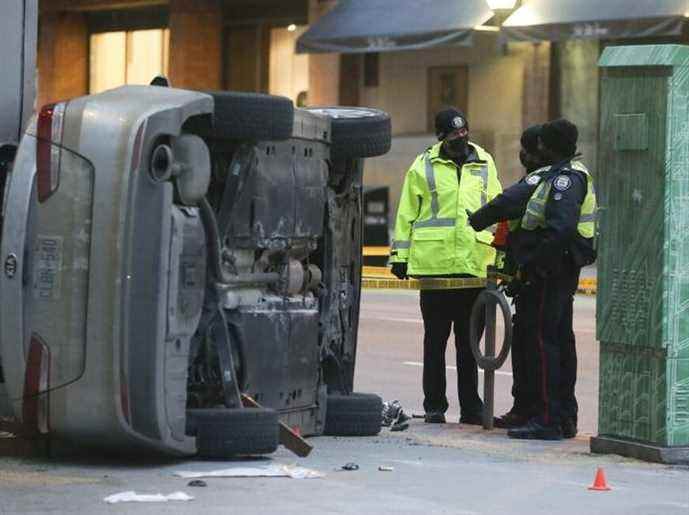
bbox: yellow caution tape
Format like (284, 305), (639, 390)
(362, 246), (391, 257)
(362, 266), (396, 278)
(578, 278), (597, 295)
(362, 266), (597, 295)
(362, 277), (487, 291)
(361, 266), (487, 290)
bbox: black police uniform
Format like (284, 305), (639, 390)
(470, 166), (557, 420)
(470, 160), (595, 434)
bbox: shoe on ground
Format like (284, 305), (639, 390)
(561, 418), (577, 439)
(424, 412), (446, 424)
(507, 419), (563, 440)
(396, 410), (411, 424)
(390, 408), (411, 431)
(381, 400), (403, 427)
(459, 413), (483, 426)
(494, 411), (529, 429)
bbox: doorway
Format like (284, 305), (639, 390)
(427, 66), (469, 132)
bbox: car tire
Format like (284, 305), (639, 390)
(324, 392), (383, 436)
(306, 107), (391, 159)
(188, 408), (279, 457)
(202, 91), (294, 141)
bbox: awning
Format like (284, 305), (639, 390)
(297, 0), (494, 54)
(502, 0), (688, 42)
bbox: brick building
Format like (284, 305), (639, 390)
(38, 0), (312, 103)
(36, 1), (689, 217)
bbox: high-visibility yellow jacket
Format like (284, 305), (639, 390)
(389, 142), (502, 277)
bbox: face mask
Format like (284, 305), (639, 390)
(520, 149), (542, 173)
(445, 137), (468, 156)
(538, 139), (559, 164)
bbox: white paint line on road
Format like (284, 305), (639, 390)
(361, 316), (422, 324)
(403, 361), (513, 377)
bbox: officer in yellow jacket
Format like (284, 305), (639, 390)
(469, 119), (596, 439)
(389, 108), (502, 424)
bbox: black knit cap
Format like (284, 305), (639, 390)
(520, 124), (542, 154)
(435, 108), (468, 141)
(540, 118), (578, 157)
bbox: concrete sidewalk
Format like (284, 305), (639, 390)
(0, 426), (686, 515)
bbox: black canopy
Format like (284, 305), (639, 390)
(297, 0), (494, 54)
(502, 0), (687, 42)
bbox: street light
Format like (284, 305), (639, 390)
(483, 0), (520, 54)
(485, 0), (518, 10)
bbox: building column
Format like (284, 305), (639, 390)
(37, 12), (88, 108)
(307, 0), (339, 106)
(521, 42), (551, 130)
(169, 0), (223, 90)
(559, 40), (600, 170)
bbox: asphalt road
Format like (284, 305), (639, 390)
(1, 290), (687, 515)
(355, 289), (599, 434)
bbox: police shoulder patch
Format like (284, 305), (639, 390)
(553, 175), (572, 191)
(526, 175), (541, 186)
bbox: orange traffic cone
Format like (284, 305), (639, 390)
(588, 467), (612, 491)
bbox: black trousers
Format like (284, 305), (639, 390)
(509, 304), (538, 417)
(515, 268), (579, 426)
(420, 288), (484, 416)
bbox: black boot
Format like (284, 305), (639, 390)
(561, 418), (577, 439)
(494, 410), (529, 429)
(459, 413), (483, 425)
(507, 419), (563, 440)
(424, 412), (446, 424)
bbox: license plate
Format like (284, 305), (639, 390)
(33, 236), (63, 300)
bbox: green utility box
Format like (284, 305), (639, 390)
(593, 45), (689, 464)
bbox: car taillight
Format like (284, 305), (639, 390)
(36, 102), (66, 203)
(22, 334), (51, 434)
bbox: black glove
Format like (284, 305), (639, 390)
(466, 209), (480, 231)
(391, 262), (408, 280)
(467, 208), (490, 232)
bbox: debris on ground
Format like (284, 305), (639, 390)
(390, 419), (410, 432)
(378, 466), (394, 472)
(187, 480), (207, 487)
(342, 463), (360, 471)
(174, 464), (323, 480)
(382, 400), (411, 431)
(104, 491), (194, 504)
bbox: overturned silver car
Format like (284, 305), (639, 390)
(0, 85), (391, 456)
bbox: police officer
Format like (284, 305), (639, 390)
(493, 124), (550, 429)
(389, 108), (502, 424)
(469, 119), (596, 439)
(470, 119), (596, 440)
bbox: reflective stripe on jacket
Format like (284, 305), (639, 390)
(390, 142), (502, 277)
(519, 160), (596, 238)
